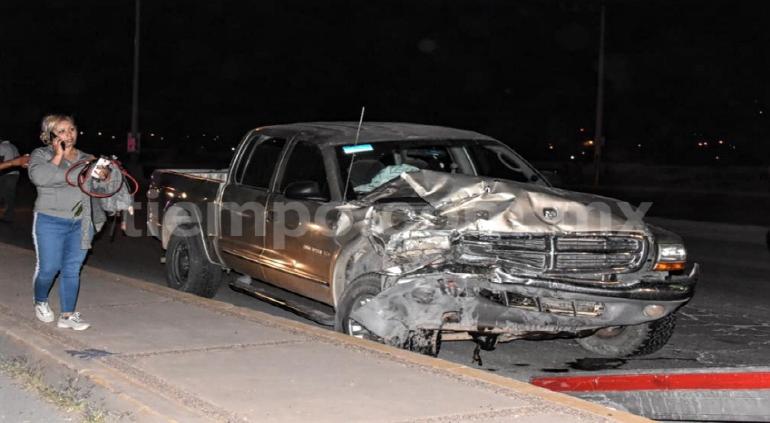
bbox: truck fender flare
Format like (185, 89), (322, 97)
(331, 236), (380, 308)
(162, 203), (221, 266)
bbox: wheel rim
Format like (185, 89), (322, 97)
(172, 241), (190, 285)
(345, 295), (374, 338)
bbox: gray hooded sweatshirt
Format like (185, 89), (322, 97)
(28, 146), (106, 249)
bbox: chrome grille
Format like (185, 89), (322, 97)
(555, 236), (642, 252)
(460, 233), (647, 274)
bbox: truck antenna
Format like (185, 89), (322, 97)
(342, 106), (366, 203)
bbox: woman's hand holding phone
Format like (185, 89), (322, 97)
(52, 137), (64, 155)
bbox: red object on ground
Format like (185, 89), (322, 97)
(531, 372), (770, 392)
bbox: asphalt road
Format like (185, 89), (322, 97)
(1, 200), (769, 385)
(0, 372), (72, 422)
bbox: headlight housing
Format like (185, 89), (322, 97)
(654, 243), (687, 271)
(389, 230), (453, 256)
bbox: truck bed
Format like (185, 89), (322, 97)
(147, 168), (228, 250)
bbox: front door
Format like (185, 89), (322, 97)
(262, 140), (337, 303)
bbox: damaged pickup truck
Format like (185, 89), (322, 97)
(147, 122), (698, 357)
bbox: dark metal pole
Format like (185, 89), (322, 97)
(130, 0), (140, 147)
(593, 4), (606, 187)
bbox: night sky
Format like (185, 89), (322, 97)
(2, 1), (769, 164)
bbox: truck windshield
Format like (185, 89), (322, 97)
(336, 139), (543, 198)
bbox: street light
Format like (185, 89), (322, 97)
(593, 4), (606, 187)
(129, 0), (141, 156)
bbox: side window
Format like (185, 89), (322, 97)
(239, 137), (286, 189)
(280, 141), (330, 200)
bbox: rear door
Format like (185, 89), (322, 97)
(219, 135), (288, 277)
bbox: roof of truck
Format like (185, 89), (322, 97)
(253, 122), (496, 145)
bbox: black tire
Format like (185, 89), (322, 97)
(335, 273), (442, 357)
(165, 224), (222, 298)
(576, 313), (677, 357)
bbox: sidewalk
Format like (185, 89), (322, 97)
(0, 242), (646, 422)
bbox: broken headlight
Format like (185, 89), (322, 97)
(388, 230), (454, 256)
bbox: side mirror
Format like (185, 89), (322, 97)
(284, 180), (328, 201)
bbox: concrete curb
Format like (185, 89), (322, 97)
(531, 369), (770, 421)
(0, 243), (649, 422)
(0, 310), (206, 422)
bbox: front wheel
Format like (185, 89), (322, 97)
(334, 273), (382, 340)
(576, 313), (677, 357)
(165, 224), (222, 298)
(335, 273), (442, 357)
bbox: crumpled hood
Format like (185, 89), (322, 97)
(360, 170), (647, 235)
(353, 170), (650, 276)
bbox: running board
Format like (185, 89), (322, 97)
(230, 280), (335, 327)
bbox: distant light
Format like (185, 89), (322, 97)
(581, 151), (586, 155)
(548, 144), (554, 150)
(160, 136), (165, 141)
(718, 140), (724, 145)
(584, 139), (595, 146)
(79, 131), (84, 135)
(715, 156), (720, 160)
(150, 133), (155, 137)
(202, 133), (207, 137)
(230, 147), (236, 151)
(637, 144), (642, 148)
(579, 128), (585, 133)
(703, 142), (708, 147)
(570, 155), (576, 160)
(760, 110), (764, 115)
(111, 135), (116, 139)
(417, 38), (438, 53)
(97, 131), (102, 136)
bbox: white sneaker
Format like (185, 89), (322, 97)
(57, 312), (90, 331)
(34, 302), (55, 323)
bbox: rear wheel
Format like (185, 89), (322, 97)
(576, 313), (677, 357)
(165, 224), (222, 298)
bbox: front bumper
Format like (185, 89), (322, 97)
(350, 264), (699, 344)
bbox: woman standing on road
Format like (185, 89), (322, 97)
(28, 114), (108, 330)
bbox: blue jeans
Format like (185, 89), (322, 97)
(33, 213), (92, 313)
